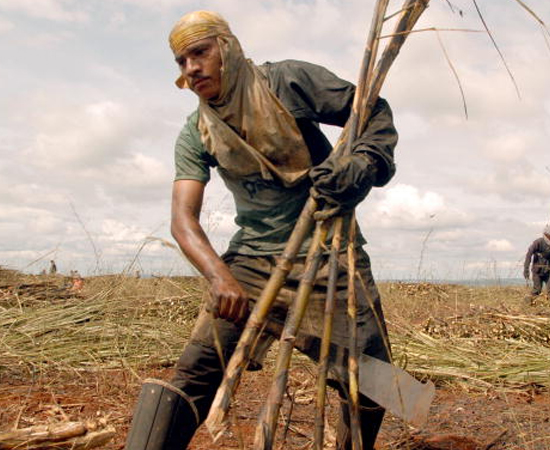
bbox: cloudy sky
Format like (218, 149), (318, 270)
(1, 0), (549, 280)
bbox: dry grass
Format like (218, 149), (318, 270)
(0, 270), (203, 378)
(381, 282), (550, 390)
(1, 270), (549, 392)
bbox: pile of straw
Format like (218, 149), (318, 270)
(2, 270), (548, 390)
(1, 280), (83, 307)
(424, 309), (550, 344)
(390, 312), (550, 389)
(0, 275), (202, 376)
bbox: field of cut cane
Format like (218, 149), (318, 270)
(1, 266), (549, 450)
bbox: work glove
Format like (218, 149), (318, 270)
(309, 152), (378, 221)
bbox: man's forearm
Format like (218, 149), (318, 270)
(524, 252), (533, 275)
(171, 216), (231, 283)
(171, 214), (249, 322)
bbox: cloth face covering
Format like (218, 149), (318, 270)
(170, 10), (312, 187)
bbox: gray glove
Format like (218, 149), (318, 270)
(309, 152), (378, 221)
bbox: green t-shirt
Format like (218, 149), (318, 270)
(174, 60), (397, 256)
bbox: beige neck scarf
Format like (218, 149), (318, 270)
(170, 11), (311, 187)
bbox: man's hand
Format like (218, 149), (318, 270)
(309, 152), (378, 221)
(524, 270), (530, 281)
(171, 180), (249, 324)
(208, 273), (249, 323)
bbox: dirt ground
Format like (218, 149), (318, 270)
(1, 361), (549, 450)
(1, 273), (549, 449)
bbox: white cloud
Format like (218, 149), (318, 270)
(108, 153), (171, 189)
(0, 16), (14, 33)
(27, 100), (133, 169)
(394, 112), (430, 140)
(0, 205), (67, 248)
(483, 129), (538, 163)
(22, 98), (172, 197)
(0, 0), (88, 22)
(100, 219), (146, 243)
(367, 184), (471, 229)
(485, 239), (514, 252)
(118, 0), (185, 10)
(473, 165), (550, 201)
(21, 30), (75, 48)
(7, 183), (66, 206)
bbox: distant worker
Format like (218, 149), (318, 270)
(49, 260), (57, 275)
(523, 224), (550, 304)
(71, 274), (84, 292)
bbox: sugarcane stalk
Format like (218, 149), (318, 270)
(359, 0), (430, 131)
(345, 215), (363, 450)
(313, 218), (343, 450)
(343, 6), (432, 439)
(205, 197), (317, 439)
(318, 3), (430, 447)
(206, 0), (431, 440)
(253, 220), (331, 450)
(0, 421), (115, 450)
(343, 1), (390, 443)
(347, 0), (391, 154)
(313, 2), (390, 447)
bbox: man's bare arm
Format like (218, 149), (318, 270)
(171, 179), (248, 322)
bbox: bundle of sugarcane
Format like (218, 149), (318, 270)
(0, 419), (115, 450)
(205, 1), (431, 449)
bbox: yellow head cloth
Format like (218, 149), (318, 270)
(169, 10), (232, 88)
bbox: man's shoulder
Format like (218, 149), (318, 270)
(263, 59), (325, 70)
(184, 109), (200, 129)
(175, 109), (205, 155)
(177, 110), (200, 139)
(261, 59), (331, 81)
(531, 237), (547, 249)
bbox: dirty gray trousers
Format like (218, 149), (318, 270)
(531, 270), (550, 297)
(171, 248), (390, 449)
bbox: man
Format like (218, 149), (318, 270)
(523, 224), (550, 304)
(125, 10), (397, 450)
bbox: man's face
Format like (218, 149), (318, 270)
(175, 37), (222, 101)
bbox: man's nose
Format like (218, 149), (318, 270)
(186, 57), (201, 75)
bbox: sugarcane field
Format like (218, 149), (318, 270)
(1, 266), (549, 450)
